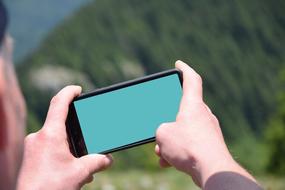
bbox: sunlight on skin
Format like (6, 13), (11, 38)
(155, 61), (262, 189)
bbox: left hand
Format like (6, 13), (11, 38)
(17, 85), (113, 190)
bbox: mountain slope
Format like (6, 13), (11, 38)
(4, 0), (90, 61)
(17, 0), (285, 171)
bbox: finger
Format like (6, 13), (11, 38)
(204, 104), (220, 126)
(156, 149), (171, 168)
(78, 154), (113, 174)
(159, 157), (171, 168)
(78, 174), (94, 187)
(155, 145), (171, 168)
(155, 122), (174, 146)
(204, 104), (213, 114)
(85, 175), (94, 184)
(155, 144), (161, 156)
(44, 85), (82, 128)
(175, 60), (203, 107)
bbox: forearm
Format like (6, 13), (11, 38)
(156, 61), (263, 190)
(204, 171), (263, 190)
(197, 153), (263, 190)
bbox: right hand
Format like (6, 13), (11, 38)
(155, 61), (254, 187)
(17, 86), (113, 190)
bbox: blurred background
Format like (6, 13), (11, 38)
(4, 0), (285, 189)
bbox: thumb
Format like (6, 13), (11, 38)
(175, 60), (203, 109)
(78, 154), (113, 174)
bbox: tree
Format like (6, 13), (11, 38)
(265, 68), (285, 175)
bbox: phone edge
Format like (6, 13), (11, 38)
(75, 68), (182, 101)
(66, 103), (88, 157)
(67, 68), (183, 156)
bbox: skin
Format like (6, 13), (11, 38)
(17, 86), (113, 190)
(0, 34), (261, 189)
(0, 35), (26, 190)
(0, 35), (112, 190)
(155, 60), (262, 189)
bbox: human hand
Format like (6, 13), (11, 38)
(155, 61), (256, 187)
(17, 86), (112, 190)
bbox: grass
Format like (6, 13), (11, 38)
(83, 169), (285, 190)
(258, 176), (285, 190)
(83, 169), (199, 190)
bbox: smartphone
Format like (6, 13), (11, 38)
(66, 69), (183, 157)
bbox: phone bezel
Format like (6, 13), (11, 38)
(66, 68), (183, 157)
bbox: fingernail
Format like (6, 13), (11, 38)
(76, 85), (82, 90)
(75, 85), (82, 93)
(176, 60), (184, 64)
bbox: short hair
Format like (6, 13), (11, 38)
(0, 1), (8, 46)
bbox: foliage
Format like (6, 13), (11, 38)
(265, 68), (285, 175)
(111, 143), (159, 171)
(16, 0), (285, 173)
(82, 170), (285, 190)
(229, 136), (269, 174)
(83, 170), (200, 190)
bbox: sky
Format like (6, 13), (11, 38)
(4, 0), (91, 62)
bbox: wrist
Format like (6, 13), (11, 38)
(193, 148), (256, 187)
(17, 173), (70, 190)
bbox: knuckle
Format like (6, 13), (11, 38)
(195, 102), (208, 113)
(77, 162), (91, 178)
(50, 95), (60, 105)
(195, 73), (203, 84)
(82, 167), (90, 178)
(96, 161), (105, 171)
(24, 133), (38, 146)
(156, 123), (170, 141)
(211, 114), (220, 125)
(176, 109), (191, 120)
(39, 127), (61, 143)
(38, 129), (51, 140)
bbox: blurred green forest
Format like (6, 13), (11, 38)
(17, 0), (285, 175)
(265, 66), (285, 175)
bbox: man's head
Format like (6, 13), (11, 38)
(0, 1), (27, 189)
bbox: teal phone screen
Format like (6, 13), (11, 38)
(74, 74), (182, 154)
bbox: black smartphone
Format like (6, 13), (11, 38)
(66, 69), (183, 157)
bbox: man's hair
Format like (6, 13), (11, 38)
(0, 0), (7, 45)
